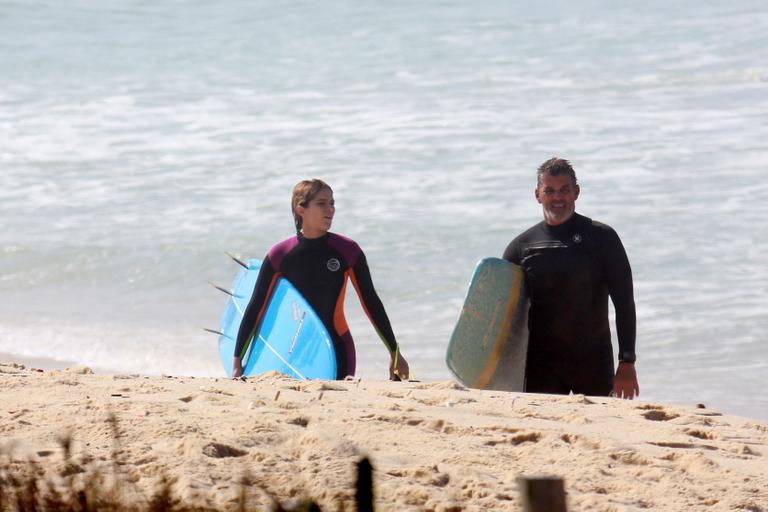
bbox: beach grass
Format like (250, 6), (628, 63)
(1, 411), (372, 512)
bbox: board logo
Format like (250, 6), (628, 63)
(572, 234), (582, 244)
(326, 258), (341, 272)
(289, 301), (306, 354)
(292, 302), (303, 322)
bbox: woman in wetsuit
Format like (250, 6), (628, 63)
(233, 179), (410, 381)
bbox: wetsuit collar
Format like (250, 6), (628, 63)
(298, 232), (331, 244)
(542, 212), (581, 236)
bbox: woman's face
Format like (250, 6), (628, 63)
(297, 188), (335, 238)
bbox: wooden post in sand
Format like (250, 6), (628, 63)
(517, 476), (567, 512)
(356, 457), (374, 512)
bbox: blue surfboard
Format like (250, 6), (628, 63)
(217, 259), (337, 380)
(445, 258), (530, 391)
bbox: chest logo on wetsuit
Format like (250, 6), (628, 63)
(326, 258), (341, 271)
(572, 234), (582, 244)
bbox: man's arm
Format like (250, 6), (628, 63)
(601, 226), (639, 398)
(502, 239), (522, 264)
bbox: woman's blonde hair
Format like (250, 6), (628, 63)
(291, 179), (333, 234)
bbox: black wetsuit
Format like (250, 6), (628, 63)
(235, 232), (399, 379)
(503, 213), (636, 396)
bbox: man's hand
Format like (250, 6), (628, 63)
(613, 362), (639, 399)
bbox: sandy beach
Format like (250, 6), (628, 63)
(1, 361), (766, 511)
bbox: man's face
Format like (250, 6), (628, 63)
(535, 174), (579, 226)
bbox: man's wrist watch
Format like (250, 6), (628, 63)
(619, 351), (636, 364)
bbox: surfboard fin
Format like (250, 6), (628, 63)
(226, 251), (249, 269)
(209, 281), (236, 297)
(203, 328), (234, 340)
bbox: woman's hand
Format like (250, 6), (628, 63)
(389, 351), (410, 381)
(232, 357), (243, 379)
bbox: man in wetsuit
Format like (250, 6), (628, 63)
(503, 158), (639, 398)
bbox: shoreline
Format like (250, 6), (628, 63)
(0, 351), (77, 371)
(2, 362), (766, 511)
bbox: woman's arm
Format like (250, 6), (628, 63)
(348, 251), (410, 380)
(233, 256), (279, 377)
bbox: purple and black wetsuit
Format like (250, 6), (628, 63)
(234, 232), (398, 379)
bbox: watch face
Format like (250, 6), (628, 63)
(620, 352), (636, 363)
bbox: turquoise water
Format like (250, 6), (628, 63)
(1, 1), (767, 419)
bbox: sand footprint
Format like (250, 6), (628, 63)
(198, 386), (234, 397)
(648, 441), (718, 451)
(412, 380), (467, 391)
(560, 433), (601, 450)
(286, 416), (310, 427)
(484, 431), (542, 446)
(608, 450), (653, 466)
(298, 381), (347, 392)
(662, 451), (719, 475)
(639, 408), (680, 422)
(201, 442), (247, 458)
(414, 396), (477, 407)
(386, 464), (450, 487)
(684, 428), (716, 440)
(484, 425), (522, 434)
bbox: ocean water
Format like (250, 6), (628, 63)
(1, 1), (767, 420)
